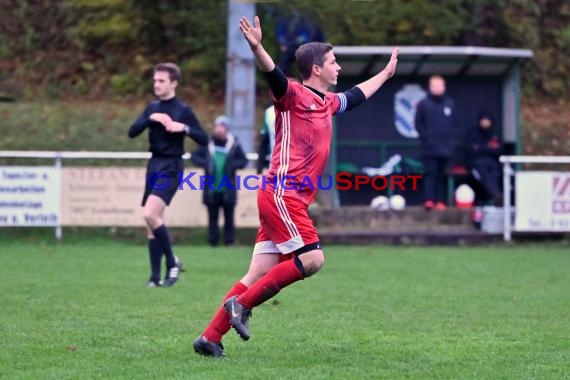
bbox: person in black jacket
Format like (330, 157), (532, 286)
(129, 62), (208, 288)
(191, 116), (248, 246)
(276, 10), (325, 76)
(415, 75), (458, 210)
(471, 111), (502, 205)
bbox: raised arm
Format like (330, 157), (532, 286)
(356, 48), (399, 99)
(240, 16), (274, 72)
(333, 48), (398, 114)
(240, 16), (288, 100)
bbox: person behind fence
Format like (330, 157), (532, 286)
(191, 116), (248, 247)
(415, 75), (458, 210)
(470, 111), (503, 205)
(256, 104), (276, 174)
(128, 62), (208, 288)
(276, 10), (325, 76)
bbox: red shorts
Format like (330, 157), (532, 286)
(253, 189), (319, 255)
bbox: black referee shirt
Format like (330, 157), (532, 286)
(129, 97), (208, 157)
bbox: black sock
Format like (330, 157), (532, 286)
(153, 225), (176, 268)
(148, 238), (162, 281)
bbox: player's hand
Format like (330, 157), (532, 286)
(150, 113), (172, 126)
(382, 47), (399, 78)
(240, 16), (262, 50)
(165, 121), (186, 133)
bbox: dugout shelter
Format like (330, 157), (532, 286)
(328, 46), (533, 207)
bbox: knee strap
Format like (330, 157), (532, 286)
(293, 241), (322, 256)
(293, 255), (306, 278)
(292, 241), (323, 278)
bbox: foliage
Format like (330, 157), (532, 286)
(0, 1), (569, 100)
(0, 0), (228, 100)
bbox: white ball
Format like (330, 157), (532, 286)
(370, 195), (390, 210)
(455, 184), (475, 203)
(390, 194), (406, 210)
(455, 184), (475, 208)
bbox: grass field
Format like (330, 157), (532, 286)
(0, 238), (569, 379)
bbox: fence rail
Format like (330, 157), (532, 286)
(500, 155), (570, 242)
(500, 155), (570, 165)
(0, 150), (259, 239)
(0, 151), (259, 161)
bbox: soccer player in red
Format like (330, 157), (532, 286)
(193, 15), (399, 358)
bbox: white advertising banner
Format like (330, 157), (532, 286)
(515, 171), (570, 231)
(0, 166), (259, 228)
(0, 166), (61, 226)
(60, 167), (259, 227)
(61, 167), (148, 227)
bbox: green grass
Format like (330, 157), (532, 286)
(0, 239), (569, 379)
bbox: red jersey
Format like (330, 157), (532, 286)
(264, 81), (346, 204)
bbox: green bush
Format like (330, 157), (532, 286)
(0, 0), (568, 100)
(110, 73), (140, 96)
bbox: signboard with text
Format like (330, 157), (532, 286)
(60, 167), (259, 227)
(1, 166), (260, 228)
(0, 166), (61, 226)
(515, 171), (570, 231)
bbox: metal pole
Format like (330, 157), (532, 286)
(503, 160), (512, 242)
(55, 153), (62, 241)
(225, 0), (256, 157)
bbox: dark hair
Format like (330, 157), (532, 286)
(295, 42), (334, 80)
(154, 62), (181, 83)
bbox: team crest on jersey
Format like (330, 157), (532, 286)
(394, 84), (427, 139)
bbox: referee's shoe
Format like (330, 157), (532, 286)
(164, 255), (184, 287)
(175, 255), (185, 272)
(147, 278), (162, 288)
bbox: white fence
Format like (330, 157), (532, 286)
(3, 151), (569, 242)
(501, 155), (570, 242)
(0, 150), (258, 162)
(0, 151), (259, 239)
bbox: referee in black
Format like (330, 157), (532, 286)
(129, 63), (208, 287)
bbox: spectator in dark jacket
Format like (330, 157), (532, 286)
(191, 116), (248, 246)
(415, 75), (458, 210)
(276, 10), (324, 76)
(471, 111), (502, 205)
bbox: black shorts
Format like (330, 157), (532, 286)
(142, 157), (184, 206)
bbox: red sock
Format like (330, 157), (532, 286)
(202, 281), (248, 342)
(237, 258), (303, 309)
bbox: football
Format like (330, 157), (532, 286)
(390, 194), (406, 210)
(370, 195), (390, 210)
